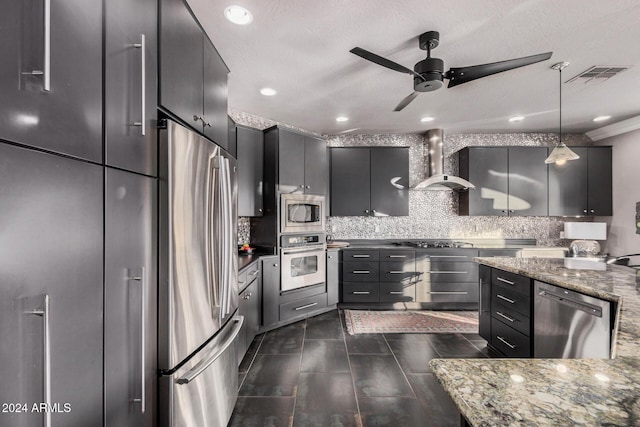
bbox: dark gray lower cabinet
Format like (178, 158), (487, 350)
(105, 168), (157, 427)
(0, 143), (103, 426)
(326, 249), (340, 305)
(261, 256), (280, 327)
(479, 265), (491, 340)
(238, 262), (260, 363)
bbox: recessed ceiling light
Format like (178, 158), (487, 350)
(509, 116), (525, 122)
(593, 115), (611, 122)
(420, 116), (435, 123)
(260, 87), (276, 96)
(336, 116), (349, 122)
(224, 5), (253, 25)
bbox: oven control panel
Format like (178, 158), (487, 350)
(281, 233), (325, 247)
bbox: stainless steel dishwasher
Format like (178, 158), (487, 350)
(534, 281), (611, 358)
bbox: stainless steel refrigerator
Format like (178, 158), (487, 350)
(158, 119), (242, 427)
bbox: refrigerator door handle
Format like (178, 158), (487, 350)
(223, 157), (233, 315)
(129, 267), (146, 413)
(176, 315), (244, 385)
(207, 154), (221, 316)
(26, 294), (52, 427)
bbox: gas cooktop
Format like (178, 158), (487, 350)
(404, 241), (474, 249)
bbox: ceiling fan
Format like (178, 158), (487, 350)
(350, 31), (552, 111)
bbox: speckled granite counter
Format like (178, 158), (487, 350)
(430, 257), (640, 427)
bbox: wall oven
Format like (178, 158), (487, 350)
(280, 234), (326, 292)
(280, 193), (325, 234)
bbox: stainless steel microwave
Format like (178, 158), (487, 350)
(280, 194), (325, 234)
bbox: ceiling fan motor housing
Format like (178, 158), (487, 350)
(414, 57), (444, 91)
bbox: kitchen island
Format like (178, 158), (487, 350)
(430, 257), (640, 426)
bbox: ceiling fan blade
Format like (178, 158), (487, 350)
(394, 92), (419, 111)
(350, 47), (425, 81)
(446, 52), (553, 88)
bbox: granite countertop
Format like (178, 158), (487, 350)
(430, 257), (640, 426)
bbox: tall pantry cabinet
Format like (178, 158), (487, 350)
(0, 0), (158, 426)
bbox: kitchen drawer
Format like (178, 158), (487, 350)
(342, 249), (379, 261)
(380, 249), (415, 261)
(418, 248), (479, 261)
(342, 282), (379, 303)
(379, 283), (415, 302)
(491, 317), (531, 357)
(491, 284), (531, 317)
(239, 263), (260, 293)
(492, 298), (531, 337)
(423, 261), (477, 283)
(238, 270), (248, 292)
(415, 282), (478, 303)
(379, 261), (416, 282)
(280, 293), (327, 322)
(342, 261), (380, 282)
(491, 269), (531, 296)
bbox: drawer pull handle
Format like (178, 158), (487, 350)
(388, 255), (407, 258)
(352, 270), (370, 274)
(495, 311), (515, 323)
(497, 277), (515, 285)
(249, 270), (259, 277)
(496, 294), (516, 304)
(389, 291), (404, 295)
(352, 291), (371, 295)
(388, 271), (405, 274)
(427, 271), (468, 274)
(294, 302), (318, 311)
(352, 255), (370, 258)
(496, 335), (517, 349)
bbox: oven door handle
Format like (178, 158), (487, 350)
(282, 246), (326, 255)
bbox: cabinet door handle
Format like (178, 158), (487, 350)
(590, 209), (595, 214)
(294, 302), (318, 311)
(248, 270), (259, 277)
(129, 268), (147, 413)
(495, 311), (515, 323)
(193, 115), (212, 127)
(25, 0), (51, 90)
(388, 255), (407, 258)
(388, 271), (405, 274)
(352, 291), (371, 295)
(496, 277), (515, 286)
(427, 271), (467, 274)
(427, 255), (468, 259)
(26, 295), (52, 427)
(132, 34), (146, 135)
(583, 209), (588, 213)
(352, 254), (370, 258)
(352, 270), (370, 274)
(389, 291), (404, 295)
(496, 335), (517, 349)
(496, 294), (516, 304)
(306, 185), (310, 189)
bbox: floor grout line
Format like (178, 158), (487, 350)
(340, 309), (364, 426)
(382, 334), (421, 401)
(289, 318), (307, 427)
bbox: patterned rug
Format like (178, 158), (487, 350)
(344, 310), (479, 335)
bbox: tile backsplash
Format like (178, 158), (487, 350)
(232, 110), (593, 247)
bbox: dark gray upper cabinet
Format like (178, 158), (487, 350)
(237, 125), (264, 217)
(264, 126), (327, 195)
(159, 0), (229, 149)
(0, 143), (103, 426)
(330, 147), (409, 216)
(549, 146), (612, 216)
(203, 40), (229, 150)
(370, 147), (410, 216)
(105, 168), (157, 427)
(459, 147), (548, 216)
(105, 0), (158, 176)
(0, 0), (102, 162)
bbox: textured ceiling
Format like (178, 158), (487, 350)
(187, 0), (640, 135)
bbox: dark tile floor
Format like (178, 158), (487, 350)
(229, 309), (489, 427)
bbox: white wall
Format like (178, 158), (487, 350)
(596, 128), (640, 257)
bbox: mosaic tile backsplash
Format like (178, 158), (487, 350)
(232, 110), (593, 246)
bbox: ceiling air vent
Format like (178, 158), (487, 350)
(566, 65), (631, 83)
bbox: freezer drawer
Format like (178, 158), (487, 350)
(534, 281), (611, 358)
(160, 315), (244, 427)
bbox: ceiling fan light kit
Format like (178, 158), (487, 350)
(545, 61), (580, 165)
(350, 30), (553, 111)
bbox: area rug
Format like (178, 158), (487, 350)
(344, 310), (479, 335)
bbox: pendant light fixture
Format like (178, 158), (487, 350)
(545, 62), (580, 164)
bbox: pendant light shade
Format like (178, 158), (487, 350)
(545, 62), (580, 164)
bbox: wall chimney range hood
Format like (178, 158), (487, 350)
(413, 129), (475, 191)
